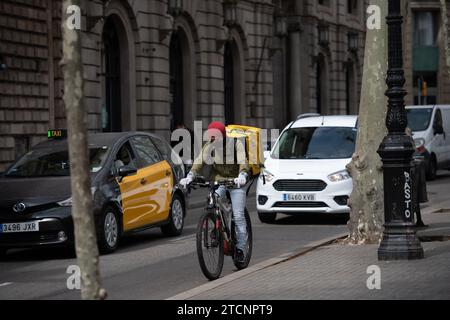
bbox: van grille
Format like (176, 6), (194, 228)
(273, 180), (327, 192)
(273, 202), (329, 208)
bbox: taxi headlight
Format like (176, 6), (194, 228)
(58, 188), (97, 207)
(58, 197), (73, 207)
(328, 170), (351, 182)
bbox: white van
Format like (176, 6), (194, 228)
(406, 105), (450, 180)
(256, 115), (357, 223)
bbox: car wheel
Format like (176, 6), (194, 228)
(161, 194), (185, 237)
(258, 212), (277, 224)
(98, 206), (120, 254)
(426, 157), (437, 181)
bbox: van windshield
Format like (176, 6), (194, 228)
(407, 108), (433, 132)
(272, 127), (357, 160)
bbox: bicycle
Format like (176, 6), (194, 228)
(188, 177), (253, 281)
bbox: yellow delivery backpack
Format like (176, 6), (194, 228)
(226, 125), (264, 177)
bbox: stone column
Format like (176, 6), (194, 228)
(288, 18), (303, 120)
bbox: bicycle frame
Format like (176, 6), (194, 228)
(205, 185), (235, 256)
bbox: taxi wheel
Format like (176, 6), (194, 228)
(161, 194), (185, 237)
(258, 212), (277, 224)
(98, 206), (120, 254)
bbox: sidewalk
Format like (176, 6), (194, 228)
(171, 197), (450, 300)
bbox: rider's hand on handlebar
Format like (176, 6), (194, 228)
(180, 172), (194, 189)
(234, 172), (247, 188)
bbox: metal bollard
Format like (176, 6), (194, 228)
(412, 156), (429, 228)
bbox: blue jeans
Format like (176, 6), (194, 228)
(216, 186), (247, 251)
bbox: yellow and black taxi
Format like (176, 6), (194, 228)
(0, 131), (187, 257)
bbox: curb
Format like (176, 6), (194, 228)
(166, 232), (349, 300)
(421, 198), (450, 215)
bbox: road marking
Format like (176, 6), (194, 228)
(171, 234), (196, 243)
(0, 282), (13, 288)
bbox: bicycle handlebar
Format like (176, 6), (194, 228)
(185, 177), (238, 190)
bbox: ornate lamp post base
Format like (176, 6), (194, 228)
(378, 224), (424, 261)
(378, 132), (424, 261)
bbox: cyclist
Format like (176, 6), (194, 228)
(180, 121), (250, 263)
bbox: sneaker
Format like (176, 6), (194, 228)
(235, 249), (245, 264)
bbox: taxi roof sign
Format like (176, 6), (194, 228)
(48, 129), (67, 140)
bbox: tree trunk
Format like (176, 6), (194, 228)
(62, 0), (106, 300)
(346, 0), (388, 245)
(441, 0), (450, 79)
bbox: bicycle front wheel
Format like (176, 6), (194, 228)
(196, 212), (224, 281)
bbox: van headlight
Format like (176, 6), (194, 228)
(328, 170), (351, 182)
(260, 169), (275, 183)
(414, 138), (426, 153)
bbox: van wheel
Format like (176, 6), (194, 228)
(258, 212), (277, 224)
(426, 157), (437, 181)
(161, 194), (185, 237)
(98, 206), (120, 254)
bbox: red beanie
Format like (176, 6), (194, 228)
(207, 121), (226, 140)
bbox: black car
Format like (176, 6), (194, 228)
(0, 132), (187, 257)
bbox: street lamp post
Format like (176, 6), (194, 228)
(223, 0), (238, 28)
(377, 0), (424, 261)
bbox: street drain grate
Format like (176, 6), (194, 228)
(419, 235), (450, 242)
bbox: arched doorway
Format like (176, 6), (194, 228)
(223, 37), (245, 125)
(316, 54), (329, 115)
(224, 41), (235, 125)
(102, 17), (122, 132)
(170, 32), (184, 132)
(101, 9), (136, 133)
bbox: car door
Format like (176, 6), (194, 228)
(432, 108), (446, 166)
(130, 136), (173, 226)
(114, 141), (150, 232)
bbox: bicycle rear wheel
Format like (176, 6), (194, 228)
(232, 209), (253, 270)
(196, 212), (224, 281)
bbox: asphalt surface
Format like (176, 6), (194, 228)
(1, 171), (448, 300)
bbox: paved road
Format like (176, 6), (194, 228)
(1, 171), (448, 300)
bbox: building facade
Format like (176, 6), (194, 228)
(2, 0), (448, 171)
(404, 0), (450, 106)
(271, 0), (368, 129)
(0, 0), (275, 171)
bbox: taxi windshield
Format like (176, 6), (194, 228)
(4, 147), (109, 178)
